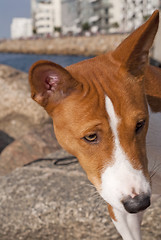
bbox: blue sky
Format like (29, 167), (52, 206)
(0, 0), (30, 39)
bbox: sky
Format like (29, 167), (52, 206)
(0, 0), (30, 39)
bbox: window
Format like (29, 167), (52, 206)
(105, 8), (108, 15)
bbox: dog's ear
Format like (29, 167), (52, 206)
(112, 10), (159, 76)
(29, 60), (78, 112)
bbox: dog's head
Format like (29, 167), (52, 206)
(29, 11), (159, 214)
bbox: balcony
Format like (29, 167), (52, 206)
(89, 0), (100, 3)
(37, 0), (52, 4)
(89, 15), (100, 23)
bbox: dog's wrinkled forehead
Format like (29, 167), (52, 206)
(66, 54), (147, 117)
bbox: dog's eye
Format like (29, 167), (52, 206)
(135, 120), (145, 134)
(83, 134), (98, 143)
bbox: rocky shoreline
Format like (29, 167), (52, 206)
(0, 34), (127, 56)
(0, 64), (161, 239)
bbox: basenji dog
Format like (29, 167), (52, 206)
(29, 10), (161, 240)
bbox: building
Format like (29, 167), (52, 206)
(153, 9), (161, 62)
(88, 0), (111, 34)
(62, 0), (111, 35)
(61, 0), (79, 35)
(62, 0), (160, 35)
(31, 0), (61, 36)
(108, 0), (160, 33)
(11, 18), (32, 39)
(30, 0), (161, 37)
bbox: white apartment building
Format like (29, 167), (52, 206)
(108, 0), (160, 33)
(62, 0), (111, 35)
(61, 0), (160, 35)
(31, 0), (61, 36)
(61, 0), (80, 35)
(11, 18), (32, 39)
(30, 0), (160, 36)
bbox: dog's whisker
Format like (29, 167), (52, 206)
(85, 183), (96, 189)
(150, 162), (161, 179)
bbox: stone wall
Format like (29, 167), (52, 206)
(0, 34), (127, 56)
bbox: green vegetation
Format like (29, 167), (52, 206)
(82, 22), (90, 32)
(54, 27), (62, 33)
(143, 15), (151, 22)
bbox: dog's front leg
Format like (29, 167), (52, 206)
(108, 205), (143, 240)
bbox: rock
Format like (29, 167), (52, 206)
(0, 151), (118, 240)
(0, 123), (61, 176)
(0, 65), (59, 176)
(0, 151), (160, 240)
(0, 130), (14, 153)
(0, 64), (50, 139)
(0, 113), (51, 140)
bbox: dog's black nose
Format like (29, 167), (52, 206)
(122, 193), (151, 213)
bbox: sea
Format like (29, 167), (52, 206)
(0, 52), (160, 74)
(0, 53), (92, 73)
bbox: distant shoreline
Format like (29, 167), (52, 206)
(0, 35), (127, 56)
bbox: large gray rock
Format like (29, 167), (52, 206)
(0, 64), (50, 139)
(0, 150), (117, 240)
(0, 130), (14, 153)
(0, 123), (61, 176)
(0, 65), (57, 175)
(0, 150), (161, 240)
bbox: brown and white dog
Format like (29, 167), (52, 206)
(29, 11), (161, 240)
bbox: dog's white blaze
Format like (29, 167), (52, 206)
(100, 96), (150, 211)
